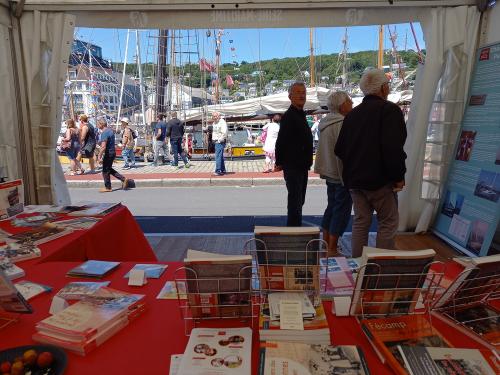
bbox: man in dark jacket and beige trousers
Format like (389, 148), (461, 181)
(275, 82), (313, 227)
(335, 69), (407, 258)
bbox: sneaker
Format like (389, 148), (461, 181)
(176, 165), (182, 169)
(123, 165), (130, 170)
(99, 188), (112, 193)
(212, 172), (224, 176)
(122, 178), (129, 190)
(185, 163), (191, 169)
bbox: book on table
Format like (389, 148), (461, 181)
(124, 263), (168, 279)
(0, 179), (24, 220)
(7, 224), (73, 246)
(68, 202), (121, 216)
(350, 247), (436, 317)
(176, 327), (252, 375)
(268, 291), (316, 320)
(360, 314), (450, 375)
(56, 281), (111, 300)
(431, 254), (500, 352)
(14, 280), (52, 300)
(397, 346), (499, 375)
(66, 260), (121, 278)
(0, 268), (32, 313)
(319, 257), (356, 300)
(33, 287), (145, 355)
(259, 302), (331, 345)
(259, 341), (370, 375)
(184, 249), (253, 318)
(53, 217), (100, 230)
(0, 241), (41, 263)
(0, 258), (24, 280)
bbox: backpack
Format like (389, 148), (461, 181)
(130, 128), (137, 140)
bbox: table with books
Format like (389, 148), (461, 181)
(0, 203), (157, 271)
(1, 254), (498, 375)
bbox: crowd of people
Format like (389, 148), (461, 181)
(275, 68), (407, 258)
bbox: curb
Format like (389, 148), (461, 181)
(66, 176), (323, 188)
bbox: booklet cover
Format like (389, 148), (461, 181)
(15, 280), (52, 300)
(10, 212), (58, 228)
(8, 224), (73, 246)
(68, 202), (121, 217)
(177, 327), (252, 375)
(157, 281), (187, 300)
(67, 260), (121, 278)
(53, 217), (100, 230)
(0, 258), (25, 280)
(124, 264), (168, 279)
(0, 241), (41, 263)
(0, 180), (24, 220)
(259, 342), (370, 375)
(57, 281), (111, 300)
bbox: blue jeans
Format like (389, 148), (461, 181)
(215, 142), (226, 173)
(321, 181), (352, 236)
(170, 138), (189, 166)
(283, 168), (308, 227)
(122, 148), (135, 167)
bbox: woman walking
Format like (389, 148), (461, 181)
(262, 114), (281, 173)
(63, 119), (83, 175)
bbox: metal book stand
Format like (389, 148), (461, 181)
(431, 267), (500, 348)
(350, 261), (446, 327)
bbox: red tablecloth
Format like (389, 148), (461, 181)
(1, 206), (157, 270)
(0, 262), (492, 375)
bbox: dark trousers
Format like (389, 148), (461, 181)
(322, 181), (353, 236)
(215, 142), (226, 173)
(170, 138), (189, 166)
(283, 168), (308, 227)
(102, 154), (125, 189)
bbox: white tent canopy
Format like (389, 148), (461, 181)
(0, 0), (482, 233)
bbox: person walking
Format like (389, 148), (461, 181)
(62, 119), (83, 175)
(77, 114), (97, 174)
(262, 114), (281, 173)
(335, 69), (407, 257)
(152, 113), (169, 166)
(166, 111), (190, 168)
(275, 82), (313, 227)
(96, 118), (128, 192)
(314, 91), (353, 256)
(211, 112), (228, 176)
(120, 117), (136, 169)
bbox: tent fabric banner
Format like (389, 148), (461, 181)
(433, 42), (500, 257)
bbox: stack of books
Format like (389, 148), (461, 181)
(184, 250), (253, 319)
(32, 287), (145, 355)
(66, 260), (120, 279)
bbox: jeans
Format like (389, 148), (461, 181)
(322, 181), (352, 236)
(153, 140), (169, 165)
(350, 184), (399, 257)
(170, 138), (189, 166)
(215, 142), (226, 173)
(122, 148), (135, 167)
(283, 168), (308, 227)
(102, 154), (125, 189)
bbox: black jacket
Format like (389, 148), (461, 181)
(166, 118), (184, 141)
(334, 95), (407, 190)
(275, 105), (313, 170)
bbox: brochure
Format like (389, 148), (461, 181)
(15, 280), (52, 300)
(156, 281), (187, 300)
(0, 180), (24, 220)
(124, 264), (168, 279)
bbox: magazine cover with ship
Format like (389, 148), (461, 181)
(8, 224), (72, 246)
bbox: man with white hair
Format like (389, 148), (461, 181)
(314, 91), (353, 255)
(335, 69), (407, 257)
(275, 81), (313, 226)
(211, 112), (228, 176)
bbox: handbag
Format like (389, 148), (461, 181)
(61, 139), (71, 150)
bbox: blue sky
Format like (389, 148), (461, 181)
(74, 23), (425, 65)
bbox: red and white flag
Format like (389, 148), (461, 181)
(226, 75), (234, 87)
(199, 58), (215, 72)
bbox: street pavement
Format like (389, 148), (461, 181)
(64, 158), (322, 188)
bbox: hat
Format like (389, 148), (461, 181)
(120, 117), (130, 124)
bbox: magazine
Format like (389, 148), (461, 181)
(124, 264), (168, 279)
(0, 259), (25, 280)
(53, 217), (100, 230)
(68, 202), (121, 216)
(0, 241), (41, 263)
(268, 292), (316, 320)
(320, 257), (356, 299)
(169, 354), (183, 375)
(8, 224), (73, 245)
(350, 247), (436, 316)
(10, 212), (58, 228)
(259, 342), (370, 375)
(67, 260), (121, 278)
(398, 346), (499, 375)
(258, 264), (320, 292)
(156, 281), (187, 300)
(176, 327), (252, 375)
(0, 180), (24, 220)
(0, 268), (33, 313)
(361, 314), (450, 375)
(15, 280), (52, 300)
(23, 204), (87, 214)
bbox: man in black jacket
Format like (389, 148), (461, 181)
(275, 82), (313, 226)
(335, 69), (407, 257)
(166, 111), (190, 168)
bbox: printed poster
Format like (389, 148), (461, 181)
(0, 180), (24, 220)
(434, 43), (500, 256)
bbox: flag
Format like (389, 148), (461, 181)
(199, 58), (215, 72)
(226, 75), (234, 87)
(230, 47), (235, 51)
